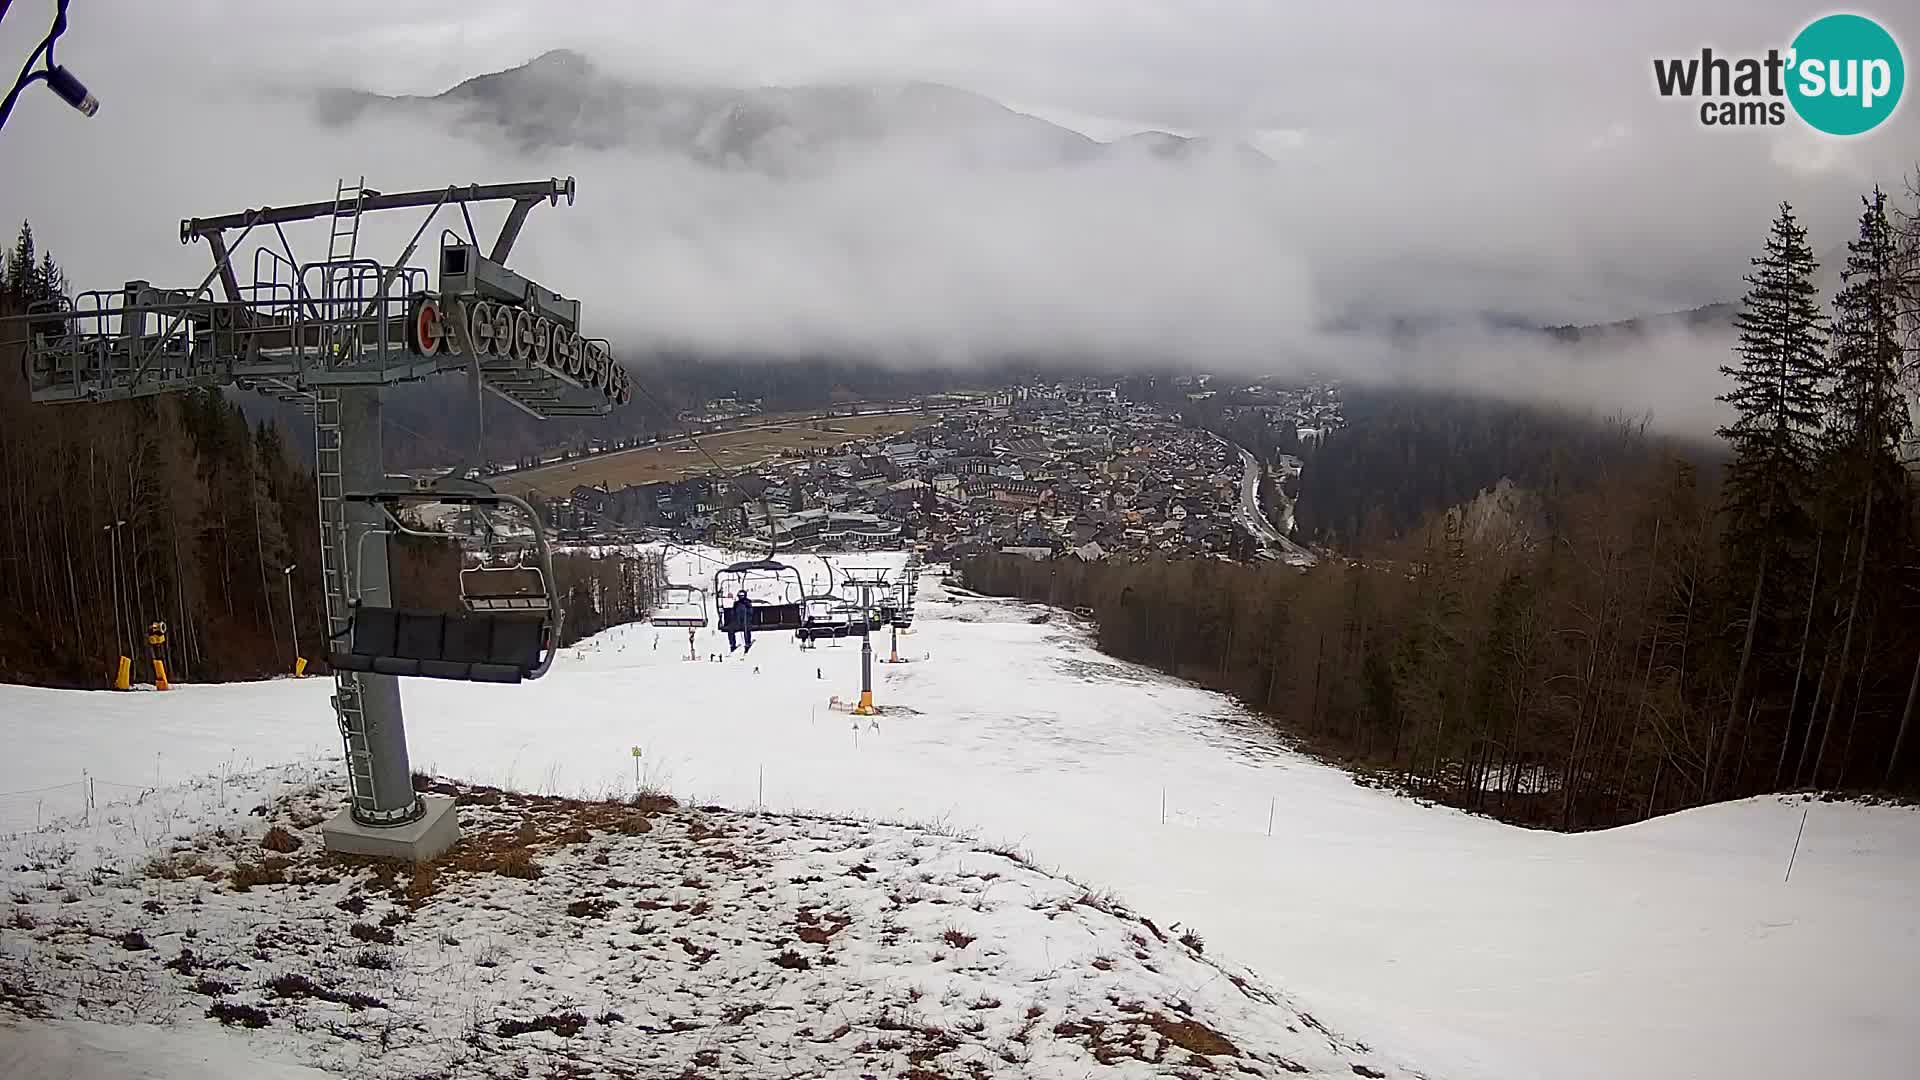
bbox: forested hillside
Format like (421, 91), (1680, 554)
(0, 227), (326, 684)
(1293, 391), (1725, 546)
(963, 441), (1918, 828)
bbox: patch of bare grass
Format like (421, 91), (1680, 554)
(348, 923), (395, 946)
(260, 827), (301, 854)
(145, 853), (219, 881)
(496, 1011), (589, 1038)
(206, 1000), (270, 1028)
(227, 858), (290, 892)
(1145, 1012), (1238, 1057)
(264, 973), (385, 1011)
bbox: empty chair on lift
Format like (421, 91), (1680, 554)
(461, 564), (550, 613)
(325, 487), (558, 684)
(330, 607), (547, 683)
(796, 596), (851, 641)
(651, 584), (709, 628)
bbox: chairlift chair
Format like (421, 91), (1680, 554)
(714, 558), (806, 634)
(326, 485), (559, 684)
(651, 584), (709, 629)
(796, 596), (851, 642)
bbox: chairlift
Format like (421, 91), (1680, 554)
(836, 598), (877, 634)
(651, 583), (709, 629)
(714, 558), (806, 634)
(326, 484), (558, 684)
(796, 596), (852, 642)
(836, 564), (910, 631)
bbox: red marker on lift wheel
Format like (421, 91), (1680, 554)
(408, 296), (442, 356)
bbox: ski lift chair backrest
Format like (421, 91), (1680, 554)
(462, 564), (550, 613)
(652, 584), (709, 628)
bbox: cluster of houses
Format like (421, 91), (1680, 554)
(1221, 379), (1346, 445)
(540, 382), (1289, 562)
(675, 394), (764, 427)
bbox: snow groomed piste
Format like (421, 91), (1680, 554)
(1, 545), (1917, 1080)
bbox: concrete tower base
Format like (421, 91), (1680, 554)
(320, 796), (460, 862)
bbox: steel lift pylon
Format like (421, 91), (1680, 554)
(5, 176), (627, 861)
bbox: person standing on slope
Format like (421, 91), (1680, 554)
(727, 590), (755, 654)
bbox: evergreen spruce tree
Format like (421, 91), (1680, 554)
(1717, 202), (1828, 756)
(3, 221), (34, 302)
(1827, 189), (1908, 469)
(1805, 189), (1911, 787)
(35, 251), (68, 307)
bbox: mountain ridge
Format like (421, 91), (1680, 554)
(316, 48), (1269, 170)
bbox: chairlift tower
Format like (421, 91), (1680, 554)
(5, 176), (629, 861)
(839, 568), (893, 715)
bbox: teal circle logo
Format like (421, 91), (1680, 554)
(1787, 14), (1904, 135)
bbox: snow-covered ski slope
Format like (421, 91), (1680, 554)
(3, 545), (1917, 1080)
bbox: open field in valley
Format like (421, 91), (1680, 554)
(499, 411), (932, 496)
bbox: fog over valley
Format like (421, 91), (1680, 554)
(4, 0), (1914, 436)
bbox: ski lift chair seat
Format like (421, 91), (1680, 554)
(329, 606), (546, 683)
(720, 602), (804, 634)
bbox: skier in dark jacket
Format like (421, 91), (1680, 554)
(727, 590), (754, 653)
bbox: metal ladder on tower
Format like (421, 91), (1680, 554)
(314, 178), (379, 820)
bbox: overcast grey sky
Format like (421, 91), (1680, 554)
(2, 1), (1915, 433)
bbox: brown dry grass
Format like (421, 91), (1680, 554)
(227, 858), (290, 891)
(795, 911), (851, 945)
(482, 846), (542, 880)
(1053, 1011), (1241, 1067)
(145, 853), (220, 881)
(1143, 1013), (1239, 1058)
(349, 922), (395, 945)
(426, 786), (675, 892)
(628, 790), (678, 815)
(498, 413), (930, 497)
(261, 826), (302, 854)
(403, 863), (437, 905)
